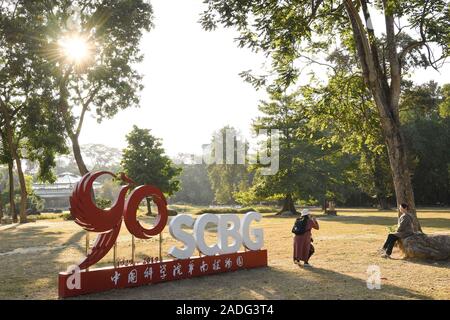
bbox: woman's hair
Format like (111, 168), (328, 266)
(400, 203), (409, 210)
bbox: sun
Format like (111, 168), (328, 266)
(58, 35), (90, 64)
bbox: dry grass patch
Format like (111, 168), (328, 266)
(0, 208), (448, 299)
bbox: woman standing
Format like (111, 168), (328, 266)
(293, 209), (320, 267)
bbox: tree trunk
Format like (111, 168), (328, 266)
(6, 140), (27, 223)
(0, 186), (4, 223)
(380, 116), (420, 230)
(8, 161), (17, 222)
(398, 234), (450, 261)
(344, 1), (417, 220)
(146, 197), (152, 216)
(58, 76), (89, 177)
(372, 152), (391, 210)
(15, 156), (27, 224)
(0, 101), (27, 223)
(3, 124), (26, 222)
(344, 0), (441, 259)
(277, 193), (296, 214)
(322, 198), (327, 213)
(377, 195), (390, 210)
(5, 129), (28, 223)
(70, 134), (89, 176)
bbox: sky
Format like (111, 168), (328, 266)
(79, 0), (450, 157)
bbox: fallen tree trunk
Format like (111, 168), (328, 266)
(398, 233), (450, 261)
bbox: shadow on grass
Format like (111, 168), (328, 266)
(75, 265), (431, 300)
(319, 215), (450, 230)
(391, 255), (450, 270)
(269, 213), (450, 230)
(301, 266), (431, 299)
(0, 224), (85, 253)
(0, 225), (62, 253)
(0, 225), (85, 299)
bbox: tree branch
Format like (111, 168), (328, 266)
(344, 0), (393, 122)
(344, 0), (376, 84)
(360, 0), (389, 92)
(399, 41), (425, 63)
(75, 85), (101, 137)
(57, 68), (76, 137)
(382, 0), (401, 113)
(299, 53), (337, 72)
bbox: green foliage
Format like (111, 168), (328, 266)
(121, 126), (181, 196)
(0, 1), (69, 183)
(201, 1), (449, 89)
(42, 0), (154, 122)
(438, 84), (450, 118)
(401, 82), (450, 205)
(95, 197), (112, 210)
(0, 173), (43, 213)
(400, 81), (442, 122)
(244, 89), (303, 202)
(96, 177), (121, 203)
(171, 160), (214, 205)
(387, 224), (397, 233)
(246, 88), (358, 206)
(299, 54), (395, 206)
(0, 0), (153, 176)
(201, 1), (450, 211)
(207, 126), (252, 205)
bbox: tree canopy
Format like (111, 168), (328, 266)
(206, 126), (251, 205)
(121, 125), (181, 197)
(201, 0), (450, 231)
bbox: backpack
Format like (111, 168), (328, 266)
(292, 217), (308, 235)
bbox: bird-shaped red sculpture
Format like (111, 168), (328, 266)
(118, 172), (137, 186)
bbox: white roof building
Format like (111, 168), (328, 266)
(32, 172), (100, 210)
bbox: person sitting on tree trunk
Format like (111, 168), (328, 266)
(292, 209), (319, 267)
(380, 203), (415, 258)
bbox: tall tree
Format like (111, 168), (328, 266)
(121, 126), (181, 214)
(82, 144), (122, 172)
(201, 0), (449, 228)
(251, 89), (304, 213)
(301, 51), (395, 209)
(207, 126), (251, 205)
(12, 0), (153, 175)
(171, 156), (215, 205)
(1, 1), (68, 222)
(243, 88), (354, 213)
(52, 143), (121, 177)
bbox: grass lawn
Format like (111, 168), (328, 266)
(0, 208), (449, 300)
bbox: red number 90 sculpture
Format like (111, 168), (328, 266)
(69, 171), (168, 270)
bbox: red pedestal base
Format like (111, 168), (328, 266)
(58, 250), (268, 298)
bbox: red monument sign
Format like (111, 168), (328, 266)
(58, 171), (268, 298)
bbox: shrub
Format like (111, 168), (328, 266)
(95, 198), (112, 210)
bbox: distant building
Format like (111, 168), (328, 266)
(32, 172), (100, 210)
